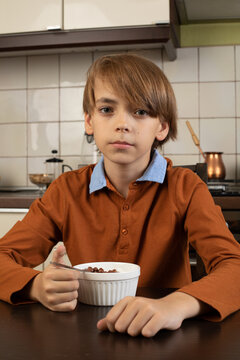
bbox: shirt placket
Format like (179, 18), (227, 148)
(118, 200), (130, 256)
(117, 182), (139, 258)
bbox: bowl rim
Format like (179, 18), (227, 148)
(74, 261), (140, 281)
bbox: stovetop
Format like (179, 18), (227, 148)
(208, 180), (240, 196)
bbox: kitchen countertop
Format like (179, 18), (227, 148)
(0, 190), (239, 210)
(213, 196), (240, 210)
(0, 190), (40, 209)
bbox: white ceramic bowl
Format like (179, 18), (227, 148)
(74, 262), (140, 306)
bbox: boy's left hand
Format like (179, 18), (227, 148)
(97, 291), (209, 337)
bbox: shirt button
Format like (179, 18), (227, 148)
(119, 249), (128, 254)
(123, 204), (129, 211)
(120, 243), (128, 249)
(122, 228), (128, 236)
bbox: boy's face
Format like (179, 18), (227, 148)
(85, 77), (169, 169)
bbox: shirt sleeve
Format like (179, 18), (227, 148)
(0, 180), (66, 304)
(174, 170), (240, 320)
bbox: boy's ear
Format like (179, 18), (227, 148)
(84, 113), (94, 135)
(155, 121), (169, 142)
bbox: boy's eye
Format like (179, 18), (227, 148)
(135, 109), (148, 116)
(99, 107), (113, 114)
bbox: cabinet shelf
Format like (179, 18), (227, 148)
(0, 24), (179, 60)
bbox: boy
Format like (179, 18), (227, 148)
(0, 54), (239, 338)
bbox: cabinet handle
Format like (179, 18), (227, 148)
(0, 208), (28, 213)
(46, 25), (61, 31)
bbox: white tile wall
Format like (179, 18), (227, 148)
(133, 49), (163, 69)
(60, 53), (92, 87)
(172, 83), (198, 118)
(0, 124), (27, 156)
(199, 46), (235, 82)
(199, 82), (235, 118)
(0, 90), (26, 123)
(60, 122), (92, 156)
(28, 123), (59, 156)
(28, 55), (59, 88)
(236, 82), (240, 117)
(0, 45), (239, 186)
(164, 119), (199, 155)
(166, 154), (200, 166)
(28, 89), (59, 122)
(0, 57), (26, 89)
(235, 46), (240, 81)
(0, 158), (27, 186)
(163, 47), (198, 82)
(237, 118), (240, 153)
(200, 118), (236, 153)
(238, 155), (240, 179)
(60, 87), (84, 121)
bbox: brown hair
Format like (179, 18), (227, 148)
(83, 53), (177, 147)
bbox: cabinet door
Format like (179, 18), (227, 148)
(0, 209), (43, 270)
(0, 211), (71, 270)
(0, 0), (62, 35)
(0, 210), (27, 237)
(64, 0), (169, 30)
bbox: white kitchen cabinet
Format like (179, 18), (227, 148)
(0, 209), (43, 270)
(0, 0), (62, 35)
(0, 209), (70, 270)
(0, 209), (28, 238)
(64, 0), (170, 30)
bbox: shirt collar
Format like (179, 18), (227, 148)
(89, 149), (167, 194)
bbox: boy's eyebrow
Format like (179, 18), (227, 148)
(96, 97), (118, 105)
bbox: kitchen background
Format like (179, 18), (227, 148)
(0, 45), (239, 186)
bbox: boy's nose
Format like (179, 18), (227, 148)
(116, 124), (129, 132)
(115, 112), (131, 132)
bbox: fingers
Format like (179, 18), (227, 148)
(49, 298), (78, 312)
(41, 264), (80, 311)
(97, 296), (134, 333)
(112, 297), (155, 336)
(46, 266), (80, 281)
(30, 247), (80, 312)
(125, 301), (155, 336)
(97, 296), (183, 338)
(45, 276), (79, 294)
(113, 297), (145, 334)
(141, 314), (165, 338)
(51, 243), (67, 265)
(44, 289), (79, 312)
(39, 273), (79, 312)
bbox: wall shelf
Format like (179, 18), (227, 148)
(0, 24), (179, 60)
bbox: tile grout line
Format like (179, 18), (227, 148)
(197, 47), (201, 164)
(26, 55), (29, 185)
(234, 46), (238, 180)
(58, 54), (61, 158)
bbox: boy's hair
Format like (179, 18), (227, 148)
(83, 53), (177, 147)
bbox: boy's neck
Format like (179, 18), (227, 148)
(103, 155), (151, 199)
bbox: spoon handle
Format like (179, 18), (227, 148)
(50, 261), (82, 272)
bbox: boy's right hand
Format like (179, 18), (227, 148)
(29, 244), (80, 312)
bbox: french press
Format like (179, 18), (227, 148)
(45, 150), (73, 180)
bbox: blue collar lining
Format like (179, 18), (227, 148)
(89, 149), (167, 194)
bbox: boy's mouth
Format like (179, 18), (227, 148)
(111, 141), (133, 149)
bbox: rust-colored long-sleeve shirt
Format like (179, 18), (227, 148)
(0, 151), (240, 321)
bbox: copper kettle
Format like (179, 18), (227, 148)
(205, 152), (226, 180)
(185, 122), (226, 180)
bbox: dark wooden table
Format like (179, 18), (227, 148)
(0, 288), (239, 360)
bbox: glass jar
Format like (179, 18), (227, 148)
(45, 150), (72, 180)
